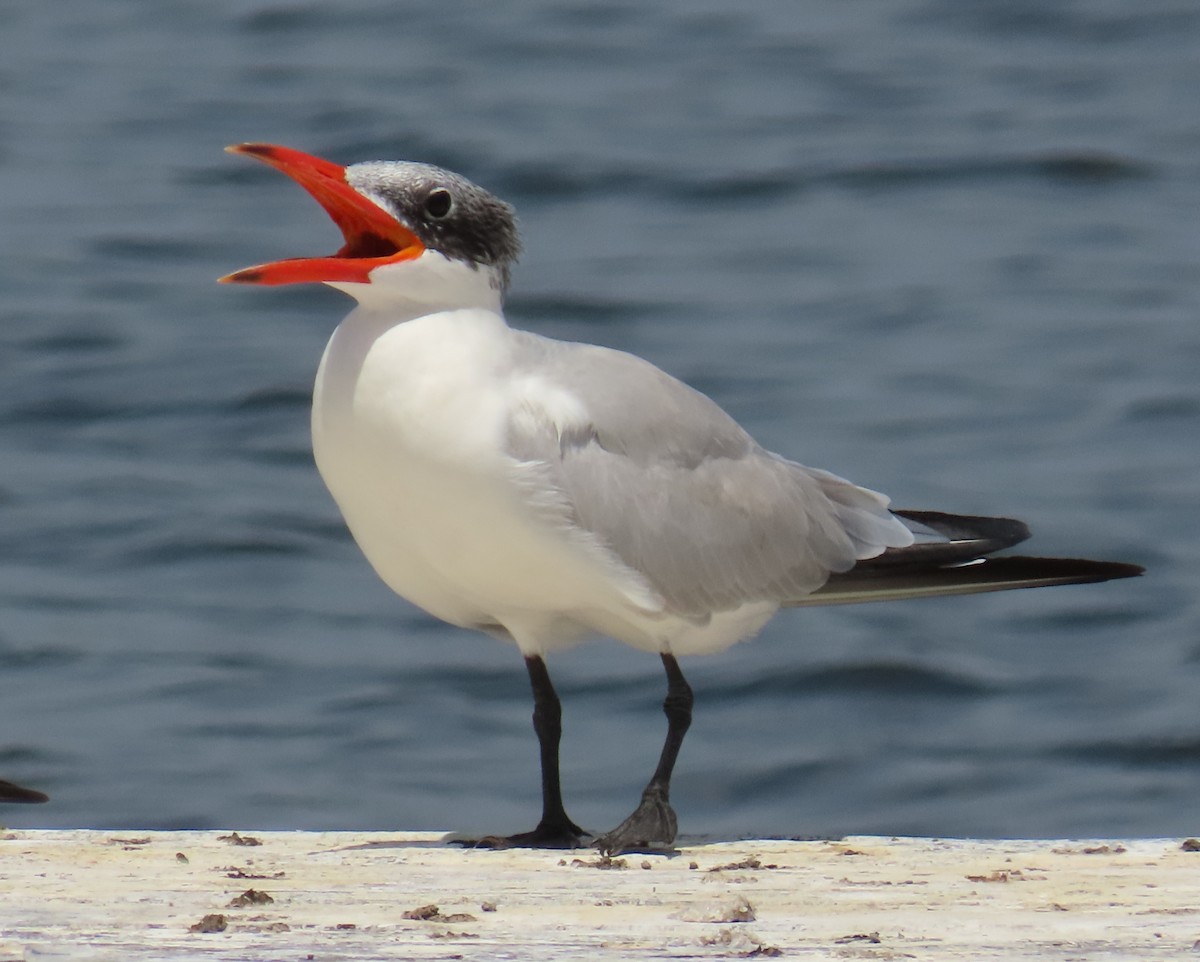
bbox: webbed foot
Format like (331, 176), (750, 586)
(453, 816), (590, 850)
(593, 785), (677, 855)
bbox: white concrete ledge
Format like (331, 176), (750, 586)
(2, 830), (1198, 960)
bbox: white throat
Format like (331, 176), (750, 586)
(327, 248), (505, 317)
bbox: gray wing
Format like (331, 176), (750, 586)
(504, 333), (913, 617)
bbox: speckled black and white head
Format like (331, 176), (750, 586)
(220, 143), (521, 311)
(346, 160), (520, 293)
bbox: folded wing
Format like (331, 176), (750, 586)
(505, 334), (915, 617)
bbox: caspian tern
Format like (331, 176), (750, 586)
(222, 143), (1142, 853)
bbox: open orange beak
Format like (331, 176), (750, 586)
(219, 143), (425, 285)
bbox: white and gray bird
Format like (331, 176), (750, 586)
(222, 143), (1141, 853)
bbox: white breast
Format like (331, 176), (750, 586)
(310, 305), (660, 653)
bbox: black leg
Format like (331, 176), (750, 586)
(594, 653), (694, 855)
(511, 655), (587, 845)
(461, 655), (588, 849)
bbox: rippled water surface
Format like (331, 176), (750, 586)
(1, 1), (1196, 839)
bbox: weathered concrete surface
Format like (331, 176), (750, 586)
(2, 830), (1199, 960)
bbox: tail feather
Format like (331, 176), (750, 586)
(888, 509), (1030, 564)
(786, 510), (1142, 607)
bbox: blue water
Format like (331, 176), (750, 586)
(1, 1), (1196, 841)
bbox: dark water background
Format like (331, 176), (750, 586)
(1, 1), (1196, 841)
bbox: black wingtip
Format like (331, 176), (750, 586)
(1030, 557), (1145, 582)
(800, 553), (1144, 607)
(0, 778), (49, 804)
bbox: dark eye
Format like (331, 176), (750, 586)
(424, 188), (453, 219)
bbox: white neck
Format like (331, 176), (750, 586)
(326, 249), (505, 317)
